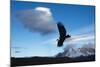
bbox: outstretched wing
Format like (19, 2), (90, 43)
(57, 22), (66, 37)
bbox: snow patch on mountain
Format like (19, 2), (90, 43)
(56, 43), (95, 58)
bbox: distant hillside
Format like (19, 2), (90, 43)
(56, 47), (95, 57)
(11, 55), (95, 67)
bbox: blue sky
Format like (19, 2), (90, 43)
(11, 1), (95, 57)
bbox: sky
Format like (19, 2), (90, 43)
(11, 1), (95, 57)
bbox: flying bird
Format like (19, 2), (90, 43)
(57, 22), (71, 47)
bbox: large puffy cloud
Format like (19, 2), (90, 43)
(16, 7), (57, 35)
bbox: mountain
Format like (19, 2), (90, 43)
(11, 43), (95, 66)
(11, 55), (95, 67)
(56, 44), (95, 58)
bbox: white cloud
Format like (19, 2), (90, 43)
(35, 7), (52, 15)
(16, 7), (57, 35)
(69, 35), (94, 42)
(64, 34), (94, 45)
(37, 33), (95, 50)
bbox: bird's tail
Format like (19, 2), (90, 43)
(66, 34), (71, 38)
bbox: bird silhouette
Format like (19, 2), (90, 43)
(57, 22), (71, 47)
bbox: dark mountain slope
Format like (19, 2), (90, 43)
(11, 55), (95, 67)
